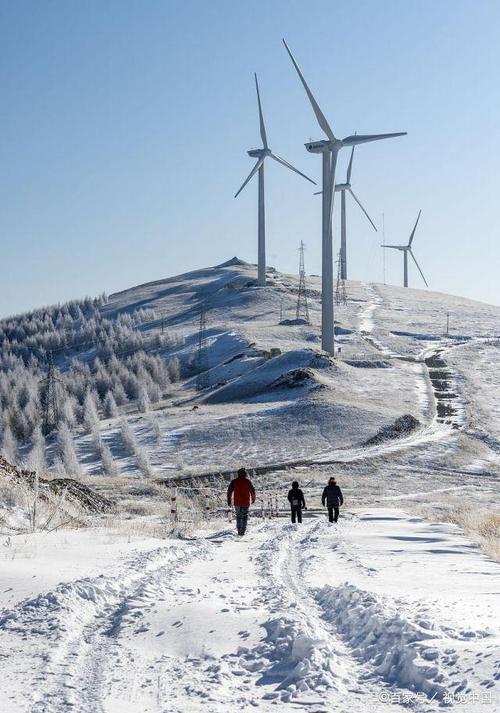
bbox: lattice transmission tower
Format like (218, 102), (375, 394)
(40, 351), (63, 435)
(296, 241), (310, 323)
(196, 304), (209, 391)
(335, 251), (348, 306)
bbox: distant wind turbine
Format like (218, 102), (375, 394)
(315, 142), (377, 280)
(235, 74), (316, 287)
(382, 210), (428, 288)
(283, 39), (406, 354)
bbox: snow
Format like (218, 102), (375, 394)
(0, 511), (498, 712)
(1, 259), (499, 710)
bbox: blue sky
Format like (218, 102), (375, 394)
(1, 0), (499, 317)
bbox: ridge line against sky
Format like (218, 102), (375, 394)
(1, 0), (499, 317)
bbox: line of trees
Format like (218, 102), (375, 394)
(0, 295), (182, 476)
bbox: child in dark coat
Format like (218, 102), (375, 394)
(287, 481), (306, 523)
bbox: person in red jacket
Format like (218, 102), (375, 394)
(227, 468), (256, 536)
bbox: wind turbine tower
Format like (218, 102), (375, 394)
(382, 210), (428, 288)
(235, 74), (316, 287)
(283, 39), (407, 354)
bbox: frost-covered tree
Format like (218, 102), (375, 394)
(148, 382), (162, 404)
(135, 447), (152, 477)
(1, 421), (17, 463)
(56, 422), (81, 476)
(111, 380), (128, 406)
(24, 424), (47, 472)
(120, 418), (138, 456)
(147, 414), (161, 443)
(103, 391), (118, 419)
(83, 390), (100, 434)
(137, 383), (150, 413)
(58, 396), (76, 429)
(167, 356), (181, 383)
(100, 440), (119, 477)
(93, 432), (119, 477)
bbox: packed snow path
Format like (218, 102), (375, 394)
(1, 511), (498, 712)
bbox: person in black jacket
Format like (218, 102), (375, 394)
(321, 477), (344, 523)
(287, 481), (306, 523)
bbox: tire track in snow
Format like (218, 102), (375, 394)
(244, 520), (409, 711)
(5, 542), (211, 713)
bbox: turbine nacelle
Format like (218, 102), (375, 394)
(305, 139), (341, 153)
(247, 147), (271, 158)
(335, 182), (351, 192)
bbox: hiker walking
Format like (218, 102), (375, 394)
(227, 468), (256, 536)
(321, 477), (344, 523)
(287, 481), (306, 523)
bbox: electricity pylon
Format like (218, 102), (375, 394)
(40, 351), (63, 434)
(196, 304), (209, 391)
(296, 241), (310, 323)
(335, 251), (347, 306)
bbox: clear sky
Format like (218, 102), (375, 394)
(1, 0), (499, 317)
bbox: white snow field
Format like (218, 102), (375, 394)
(0, 512), (498, 712)
(1, 258), (499, 711)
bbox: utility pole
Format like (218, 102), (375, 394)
(296, 241), (310, 323)
(446, 311), (450, 336)
(40, 351), (63, 435)
(279, 299), (284, 323)
(196, 304), (209, 391)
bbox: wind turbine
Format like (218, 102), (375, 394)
(283, 39), (407, 354)
(315, 143), (378, 280)
(382, 210), (428, 288)
(235, 74), (316, 287)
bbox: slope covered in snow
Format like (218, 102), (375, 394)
(1, 259), (499, 712)
(0, 511), (498, 712)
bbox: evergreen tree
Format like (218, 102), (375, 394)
(1, 421), (17, 464)
(137, 383), (150, 413)
(25, 424), (47, 472)
(103, 391), (118, 419)
(56, 422), (81, 475)
(83, 390), (100, 434)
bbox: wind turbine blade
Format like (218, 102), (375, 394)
(408, 209), (422, 246)
(282, 39), (336, 141)
(254, 73), (268, 149)
(346, 144), (355, 183)
(313, 190), (322, 195)
(409, 249), (428, 287)
(269, 152), (316, 184)
(234, 157), (265, 198)
(348, 189), (377, 231)
(382, 244), (404, 249)
(342, 132), (407, 146)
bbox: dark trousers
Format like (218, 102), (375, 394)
(291, 506), (302, 524)
(235, 506), (249, 533)
(328, 506), (339, 523)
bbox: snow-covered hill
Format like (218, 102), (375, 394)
(70, 259), (500, 511)
(1, 259), (499, 712)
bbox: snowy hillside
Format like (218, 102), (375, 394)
(1, 258), (499, 712)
